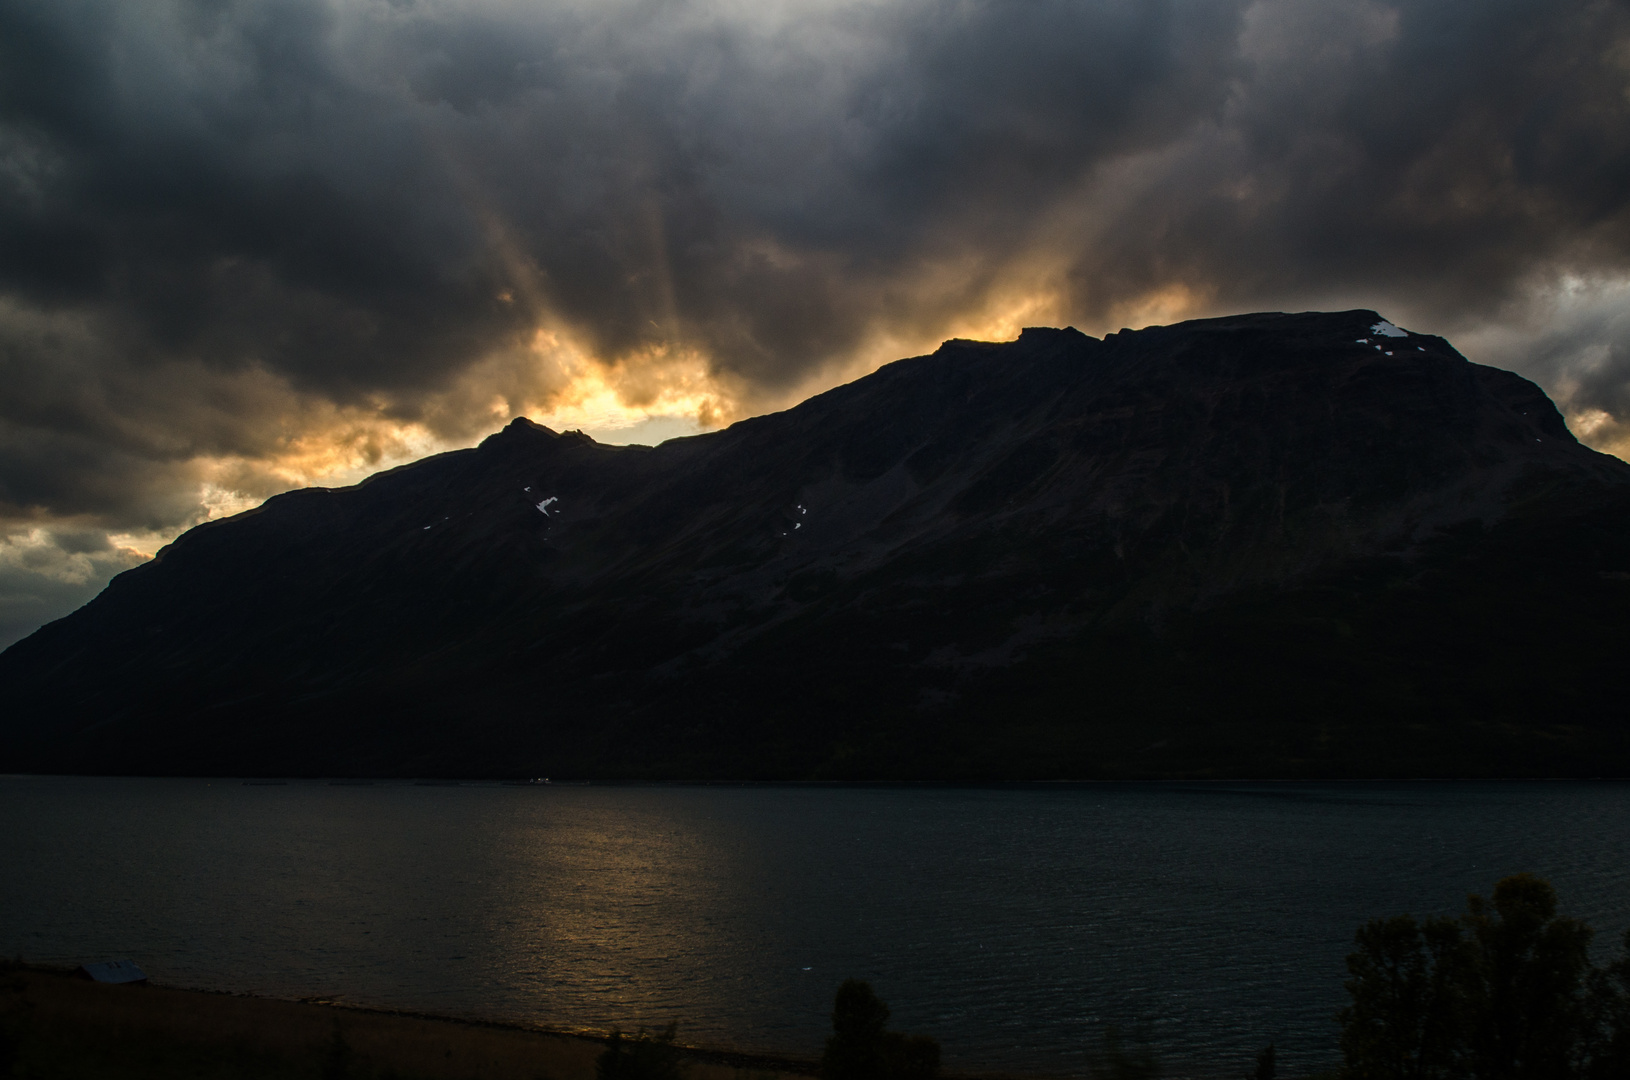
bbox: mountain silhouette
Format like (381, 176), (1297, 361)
(4, 310), (1629, 778)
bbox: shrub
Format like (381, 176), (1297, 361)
(885, 1033), (940, 1080)
(1252, 1043), (1276, 1080)
(597, 1024), (687, 1080)
(820, 981), (939, 1080)
(1089, 1026), (1160, 1080)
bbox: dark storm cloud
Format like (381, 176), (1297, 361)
(0, 0), (1262, 405)
(1459, 274), (1630, 458)
(1015, 0), (1630, 329)
(0, 0), (519, 392)
(2, 0), (1630, 644)
(4, 0), (1623, 397)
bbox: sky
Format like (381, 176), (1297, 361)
(1, 0), (1629, 647)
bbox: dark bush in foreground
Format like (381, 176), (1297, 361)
(1340, 873), (1630, 1079)
(1089, 1026), (1161, 1080)
(821, 980), (940, 1080)
(597, 1024), (687, 1080)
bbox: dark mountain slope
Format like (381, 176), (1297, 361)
(4, 310), (1630, 778)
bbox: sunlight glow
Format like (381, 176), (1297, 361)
(944, 290), (1063, 344)
(518, 329), (744, 441)
(1105, 283), (1216, 332)
(102, 530), (173, 563)
(1567, 407), (1630, 460)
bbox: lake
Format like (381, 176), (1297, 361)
(3, 778), (1627, 1076)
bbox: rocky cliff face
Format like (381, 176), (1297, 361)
(4, 310), (1629, 778)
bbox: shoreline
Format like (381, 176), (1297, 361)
(4, 963), (819, 1080)
(4, 964), (1070, 1080)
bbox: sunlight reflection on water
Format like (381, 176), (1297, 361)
(3, 779), (1628, 1077)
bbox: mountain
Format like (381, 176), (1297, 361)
(4, 310), (1630, 779)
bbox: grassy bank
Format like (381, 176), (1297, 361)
(0, 965), (817, 1080)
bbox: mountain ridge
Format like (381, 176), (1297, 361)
(4, 309), (1629, 779)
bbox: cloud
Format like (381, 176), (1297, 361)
(0, 527), (148, 647)
(1, 0), (1628, 642)
(1455, 273), (1630, 461)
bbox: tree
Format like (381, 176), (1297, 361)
(822, 980), (890, 1080)
(1460, 873), (1594, 1080)
(1339, 874), (1628, 1080)
(820, 980), (939, 1080)
(1585, 930), (1630, 1080)
(1339, 914), (1467, 1080)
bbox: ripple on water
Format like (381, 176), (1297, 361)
(3, 778), (1628, 1077)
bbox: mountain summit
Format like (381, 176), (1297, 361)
(4, 310), (1629, 778)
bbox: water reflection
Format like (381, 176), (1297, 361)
(486, 791), (757, 1022)
(2, 779), (1628, 1076)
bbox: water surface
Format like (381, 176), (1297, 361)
(3, 778), (1627, 1076)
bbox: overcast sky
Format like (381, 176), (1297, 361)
(2, 0), (1629, 646)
